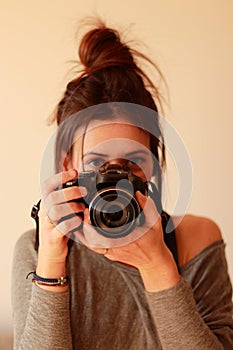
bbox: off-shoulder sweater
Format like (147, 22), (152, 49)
(12, 230), (233, 349)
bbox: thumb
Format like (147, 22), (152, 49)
(136, 191), (161, 229)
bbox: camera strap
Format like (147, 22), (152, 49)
(147, 181), (180, 272)
(31, 199), (41, 252)
(161, 211), (180, 273)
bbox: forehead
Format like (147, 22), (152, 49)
(73, 118), (150, 152)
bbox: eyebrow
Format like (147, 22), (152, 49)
(82, 152), (108, 159)
(83, 150), (149, 159)
(125, 150), (149, 157)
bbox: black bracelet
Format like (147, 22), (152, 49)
(26, 271), (69, 286)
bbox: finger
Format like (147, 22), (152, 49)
(82, 209), (98, 240)
(135, 191), (147, 210)
(136, 191), (161, 228)
(48, 201), (86, 222)
(56, 215), (83, 236)
(91, 247), (109, 254)
(83, 208), (91, 225)
(42, 169), (77, 197)
(39, 203), (66, 240)
(46, 186), (87, 207)
(82, 210), (113, 248)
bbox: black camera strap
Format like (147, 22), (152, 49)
(147, 181), (180, 272)
(31, 199), (41, 252)
(161, 211), (180, 273)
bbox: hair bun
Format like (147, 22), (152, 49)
(79, 24), (135, 72)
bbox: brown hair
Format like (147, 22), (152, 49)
(53, 20), (166, 192)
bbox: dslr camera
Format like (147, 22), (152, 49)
(63, 163), (147, 238)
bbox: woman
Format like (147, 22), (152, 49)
(12, 22), (233, 349)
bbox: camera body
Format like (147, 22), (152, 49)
(63, 164), (147, 238)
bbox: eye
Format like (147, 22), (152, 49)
(85, 158), (105, 170)
(127, 157), (146, 166)
(126, 158), (147, 174)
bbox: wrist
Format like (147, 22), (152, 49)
(37, 250), (67, 279)
(36, 259), (68, 293)
(139, 246), (180, 292)
(36, 244), (68, 293)
(38, 242), (68, 262)
(140, 265), (180, 292)
(36, 261), (67, 277)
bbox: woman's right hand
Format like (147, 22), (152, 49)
(36, 169), (86, 290)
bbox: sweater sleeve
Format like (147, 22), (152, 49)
(145, 241), (233, 350)
(11, 230), (72, 350)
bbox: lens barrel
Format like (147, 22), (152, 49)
(89, 188), (141, 238)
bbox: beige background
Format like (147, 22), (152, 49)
(1, 0), (233, 348)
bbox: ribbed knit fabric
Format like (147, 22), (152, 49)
(12, 230), (233, 349)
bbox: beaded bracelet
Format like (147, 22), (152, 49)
(26, 271), (69, 286)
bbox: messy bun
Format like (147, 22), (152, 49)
(79, 26), (135, 72)
(54, 20), (165, 125)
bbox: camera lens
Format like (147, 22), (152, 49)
(101, 203), (126, 228)
(89, 188), (141, 238)
(102, 204), (124, 227)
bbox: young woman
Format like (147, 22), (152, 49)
(12, 22), (233, 349)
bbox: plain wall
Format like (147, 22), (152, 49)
(1, 0), (233, 346)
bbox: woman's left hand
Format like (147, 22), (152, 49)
(74, 191), (181, 291)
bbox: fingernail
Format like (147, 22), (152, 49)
(80, 187), (87, 196)
(136, 190), (144, 197)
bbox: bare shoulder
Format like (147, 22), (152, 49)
(172, 214), (223, 267)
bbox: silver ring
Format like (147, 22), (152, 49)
(46, 214), (55, 226)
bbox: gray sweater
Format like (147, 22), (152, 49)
(12, 230), (233, 349)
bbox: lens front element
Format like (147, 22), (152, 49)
(89, 188), (141, 238)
